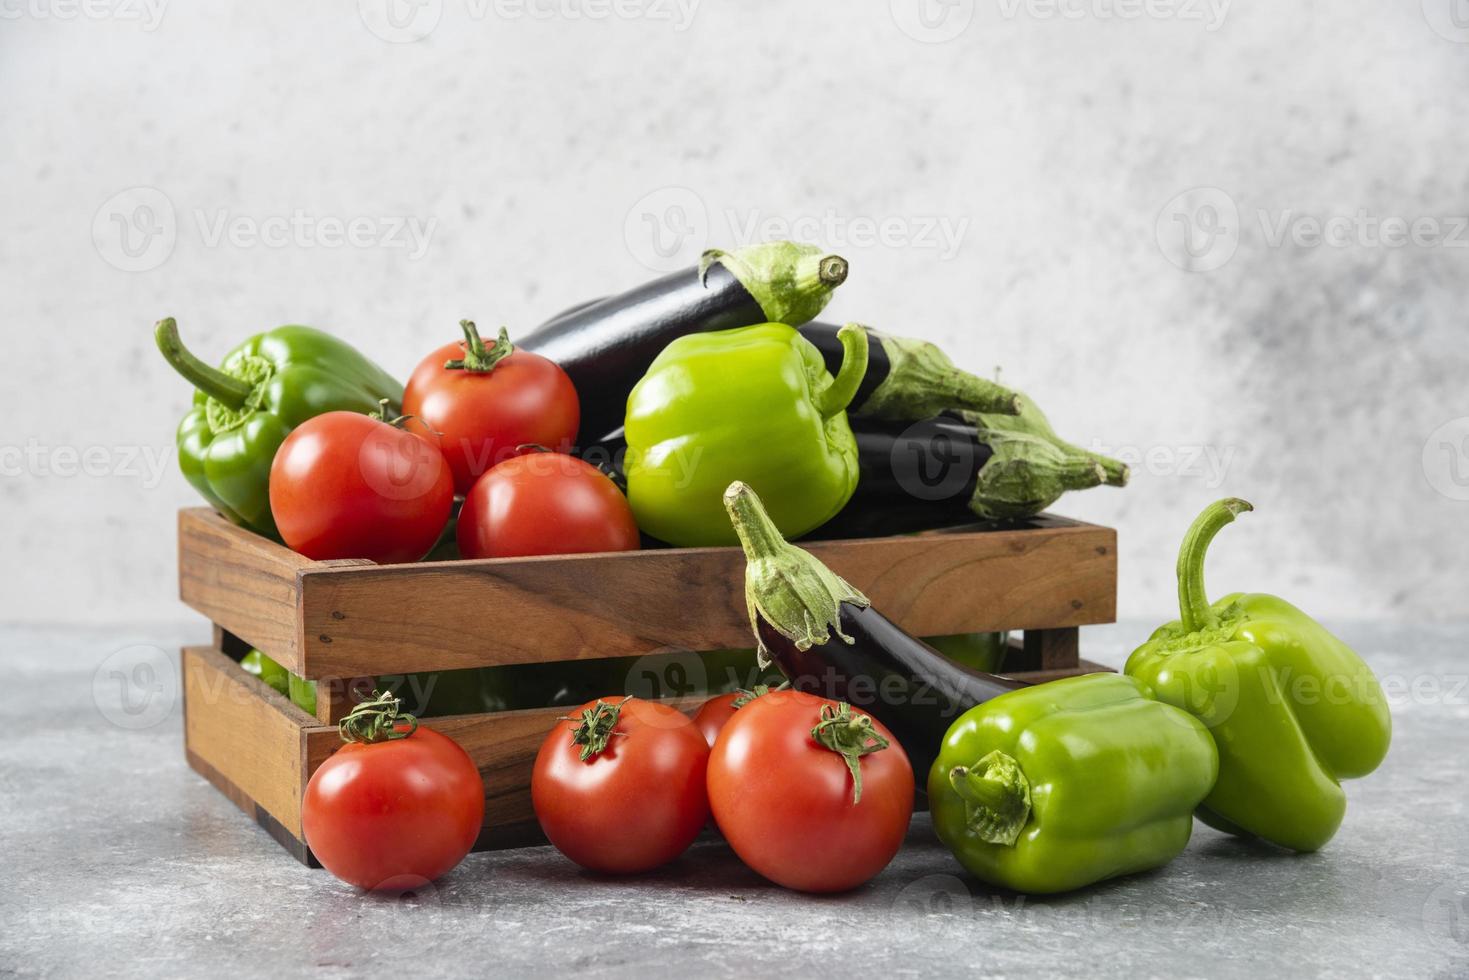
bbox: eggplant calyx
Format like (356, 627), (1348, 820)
(338, 689), (418, 745)
(949, 750), (1032, 846)
(967, 432), (1108, 521)
(857, 332), (1024, 420)
(562, 698), (628, 762)
(723, 481), (870, 666)
(965, 397), (1130, 489)
(701, 241), (849, 327)
(810, 701), (890, 805)
(445, 320), (515, 373)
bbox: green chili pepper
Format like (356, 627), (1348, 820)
(929, 673), (1218, 894)
(155, 317), (403, 537)
(1124, 499), (1391, 852)
(624, 321), (869, 547)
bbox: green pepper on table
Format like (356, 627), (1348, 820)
(624, 321), (869, 547)
(1125, 498), (1391, 852)
(155, 318), (402, 537)
(929, 672), (1218, 894)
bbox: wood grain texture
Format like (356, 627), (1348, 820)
(290, 520), (1117, 679)
(181, 645), (314, 838)
(178, 509), (308, 672)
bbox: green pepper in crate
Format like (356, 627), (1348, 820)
(929, 673), (1218, 894)
(924, 632), (1009, 674)
(240, 649), (289, 696)
(624, 322), (869, 547)
(1125, 498), (1391, 852)
(155, 317), (402, 537)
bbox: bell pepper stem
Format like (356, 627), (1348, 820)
(154, 317), (254, 410)
(949, 750), (1032, 846)
(1177, 497), (1254, 633)
(445, 320), (514, 372)
(813, 323), (870, 418)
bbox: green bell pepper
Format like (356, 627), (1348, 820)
(624, 322), (869, 547)
(1124, 499), (1391, 852)
(240, 649), (289, 696)
(155, 317), (403, 537)
(929, 672), (1218, 894)
(924, 632), (1010, 673)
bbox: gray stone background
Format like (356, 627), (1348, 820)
(2, 0), (1467, 627)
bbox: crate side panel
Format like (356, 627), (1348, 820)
(178, 509), (308, 671)
(182, 645), (312, 839)
(297, 522), (1116, 677)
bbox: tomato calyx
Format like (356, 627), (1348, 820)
(339, 689), (420, 744)
(810, 702), (890, 805)
(366, 398), (439, 436)
(731, 680), (789, 709)
(444, 320), (514, 373)
(563, 698), (629, 762)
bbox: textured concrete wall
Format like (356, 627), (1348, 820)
(2, 0), (1466, 625)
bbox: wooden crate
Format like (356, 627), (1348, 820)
(176, 506), (1116, 865)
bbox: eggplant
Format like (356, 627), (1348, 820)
(809, 398), (1129, 539)
(724, 481), (1023, 778)
(522, 242), (848, 443)
(798, 322), (1021, 421)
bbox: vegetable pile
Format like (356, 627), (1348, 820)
(159, 238), (1389, 895)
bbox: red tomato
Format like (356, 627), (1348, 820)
(693, 692), (742, 748)
(457, 452), (640, 559)
(403, 321), (579, 494)
(532, 697), (709, 873)
(707, 689), (914, 893)
(270, 411), (453, 563)
(302, 718), (485, 891)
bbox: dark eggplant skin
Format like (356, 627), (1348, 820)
(799, 321), (890, 414)
(519, 262), (764, 443)
(756, 603), (1022, 779)
(850, 415), (993, 505)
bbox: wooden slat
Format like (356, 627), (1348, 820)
(1024, 626), (1080, 670)
(301, 697), (706, 841)
(294, 521), (1117, 679)
(1005, 658), (1115, 684)
(179, 510), (308, 672)
(181, 646), (314, 839)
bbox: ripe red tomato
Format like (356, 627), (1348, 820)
(693, 692), (741, 748)
(403, 321), (579, 494)
(302, 702), (485, 891)
(707, 689), (914, 893)
(457, 452), (640, 559)
(692, 683), (781, 748)
(270, 411), (453, 563)
(532, 697), (709, 873)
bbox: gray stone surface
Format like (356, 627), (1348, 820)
(3, 620), (1467, 979)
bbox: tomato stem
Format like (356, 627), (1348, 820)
(563, 699), (628, 762)
(339, 689), (419, 744)
(445, 320), (514, 373)
(809, 701), (889, 805)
